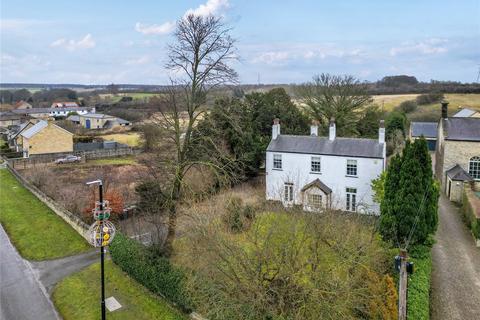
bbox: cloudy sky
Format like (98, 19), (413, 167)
(1, 0), (479, 85)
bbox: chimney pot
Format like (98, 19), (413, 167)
(379, 120), (385, 144)
(272, 118), (280, 140)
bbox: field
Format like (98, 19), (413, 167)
(373, 93), (480, 112)
(372, 93), (480, 121)
(100, 132), (142, 147)
(53, 260), (186, 320)
(99, 92), (161, 103)
(0, 169), (90, 260)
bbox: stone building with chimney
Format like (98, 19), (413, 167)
(265, 118), (386, 214)
(435, 101), (480, 202)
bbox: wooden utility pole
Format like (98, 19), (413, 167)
(398, 249), (408, 320)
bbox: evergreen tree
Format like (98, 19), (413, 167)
(379, 138), (439, 246)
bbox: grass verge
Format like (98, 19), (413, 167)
(407, 245), (432, 320)
(87, 156), (137, 166)
(53, 260), (186, 320)
(0, 169), (90, 260)
(100, 133), (142, 147)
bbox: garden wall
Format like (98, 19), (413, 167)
(6, 163), (90, 241)
(461, 186), (480, 247)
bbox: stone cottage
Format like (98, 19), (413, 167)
(435, 102), (480, 202)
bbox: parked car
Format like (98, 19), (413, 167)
(54, 155), (81, 164)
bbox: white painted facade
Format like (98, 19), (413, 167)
(265, 120), (385, 214)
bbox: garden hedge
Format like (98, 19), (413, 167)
(406, 245), (432, 320)
(109, 233), (192, 312)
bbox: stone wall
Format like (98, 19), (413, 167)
(439, 140), (480, 189)
(6, 163), (89, 241)
(26, 123), (73, 155)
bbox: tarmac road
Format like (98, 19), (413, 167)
(0, 224), (59, 320)
(430, 194), (480, 320)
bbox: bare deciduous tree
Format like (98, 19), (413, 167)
(295, 73), (372, 136)
(150, 13), (239, 255)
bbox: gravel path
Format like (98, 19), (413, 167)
(430, 194), (480, 320)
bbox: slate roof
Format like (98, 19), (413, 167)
(267, 135), (384, 158)
(410, 122), (438, 138)
(80, 113), (115, 119)
(446, 164), (473, 181)
(453, 108), (477, 118)
(67, 115), (80, 122)
(8, 121), (32, 140)
(444, 118), (480, 141)
(21, 120), (48, 139)
(12, 107), (91, 114)
(301, 178), (332, 194)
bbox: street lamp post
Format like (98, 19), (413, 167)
(86, 180), (116, 320)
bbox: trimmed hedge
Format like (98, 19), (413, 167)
(109, 233), (192, 312)
(406, 245), (432, 320)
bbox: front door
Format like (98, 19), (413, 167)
(85, 119), (91, 129)
(283, 183), (294, 206)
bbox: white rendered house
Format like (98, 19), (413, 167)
(265, 118), (386, 214)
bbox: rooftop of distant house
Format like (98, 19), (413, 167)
(411, 122), (438, 138)
(443, 117), (480, 142)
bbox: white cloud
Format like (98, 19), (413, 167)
(184, 0), (230, 17)
(134, 21), (175, 35)
(50, 34), (95, 51)
(390, 38), (448, 56)
(249, 44), (365, 65)
(125, 55), (151, 65)
(252, 51), (290, 65)
(135, 0), (230, 36)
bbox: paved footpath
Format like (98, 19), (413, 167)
(430, 194), (480, 320)
(0, 224), (59, 320)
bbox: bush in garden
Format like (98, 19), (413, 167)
(109, 233), (192, 312)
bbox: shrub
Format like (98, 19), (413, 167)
(109, 233), (192, 312)
(398, 100), (417, 113)
(223, 197), (255, 233)
(406, 245), (432, 320)
(416, 92), (444, 105)
(461, 191), (480, 239)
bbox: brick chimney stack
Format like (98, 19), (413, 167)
(329, 117), (336, 141)
(441, 101), (449, 119)
(310, 120), (319, 136)
(272, 118), (280, 140)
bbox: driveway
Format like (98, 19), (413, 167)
(430, 194), (480, 320)
(0, 224), (59, 320)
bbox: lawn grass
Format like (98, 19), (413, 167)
(0, 169), (90, 260)
(87, 157), (137, 166)
(100, 132), (142, 147)
(53, 260), (186, 320)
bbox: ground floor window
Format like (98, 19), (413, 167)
(469, 156), (480, 180)
(284, 183), (293, 202)
(346, 187), (357, 211)
(307, 194), (322, 208)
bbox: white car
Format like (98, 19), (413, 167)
(54, 155), (81, 164)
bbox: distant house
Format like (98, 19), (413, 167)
(77, 113), (131, 129)
(0, 111), (31, 128)
(20, 120), (74, 157)
(11, 106), (93, 119)
(8, 121), (35, 151)
(453, 107), (480, 118)
(435, 102), (480, 202)
(266, 118), (386, 214)
(67, 115), (80, 124)
(15, 101), (33, 110)
(409, 122), (438, 151)
(51, 101), (79, 108)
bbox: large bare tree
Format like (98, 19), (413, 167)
(295, 73), (372, 137)
(152, 14), (238, 255)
